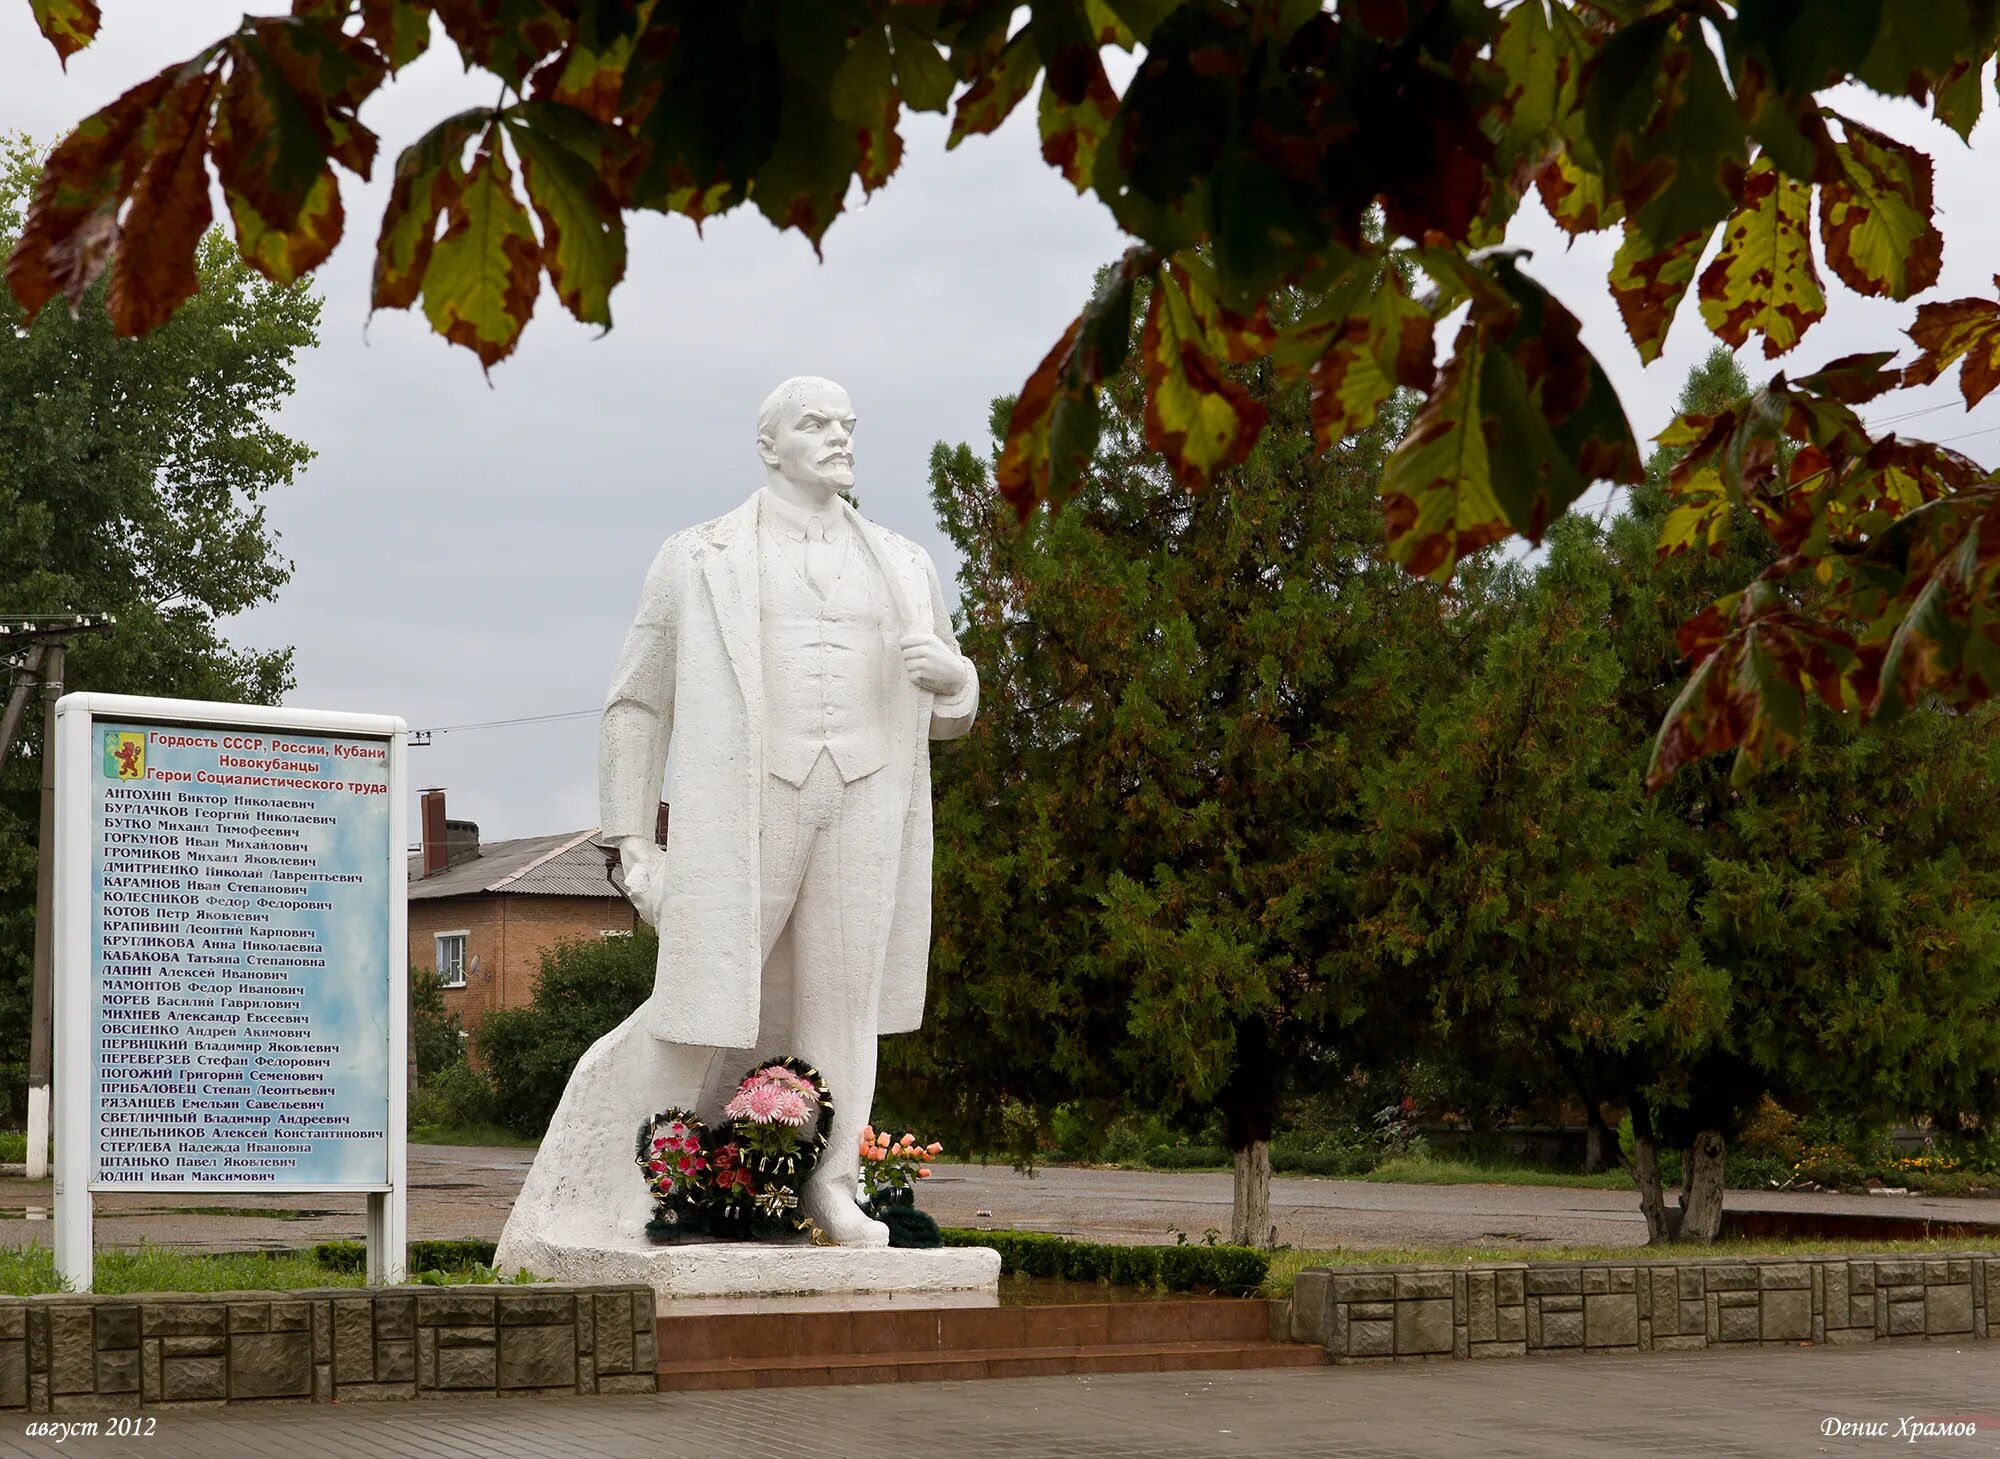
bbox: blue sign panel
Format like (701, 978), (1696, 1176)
(89, 721), (392, 1188)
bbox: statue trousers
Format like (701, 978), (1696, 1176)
(699, 747), (898, 1194)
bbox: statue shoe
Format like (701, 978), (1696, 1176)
(803, 1186), (890, 1247)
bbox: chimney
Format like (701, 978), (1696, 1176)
(445, 818), (480, 866)
(655, 801), (670, 848)
(420, 789), (448, 878)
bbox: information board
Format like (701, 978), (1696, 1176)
(91, 721), (393, 1188)
(54, 695), (408, 1290)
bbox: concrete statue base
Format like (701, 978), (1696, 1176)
(502, 1233), (1002, 1301)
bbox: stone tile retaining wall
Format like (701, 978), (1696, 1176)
(1290, 1254), (1991, 1363)
(0, 1284), (656, 1413)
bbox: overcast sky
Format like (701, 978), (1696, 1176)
(8, 5), (2000, 842)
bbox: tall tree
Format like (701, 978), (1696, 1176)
(884, 290), (1487, 1244)
(16, 4), (2000, 787)
(1361, 349), (2000, 1242)
(0, 138), (315, 1121)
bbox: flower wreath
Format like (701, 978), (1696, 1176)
(634, 1056), (835, 1243)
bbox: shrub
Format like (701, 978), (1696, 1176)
(409, 968), (466, 1079)
(1736, 1096), (1805, 1166)
(410, 1059), (499, 1131)
(940, 1229), (1268, 1295)
(1145, 1144), (1229, 1169)
(1142, 1143), (1372, 1176)
(313, 1239), (498, 1276)
(1273, 1147), (1374, 1177)
(1724, 1151), (1792, 1189)
(475, 930), (659, 1136)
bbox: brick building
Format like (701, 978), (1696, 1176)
(406, 789), (665, 1035)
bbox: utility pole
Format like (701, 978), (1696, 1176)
(4, 616), (114, 1179)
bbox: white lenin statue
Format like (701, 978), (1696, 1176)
(495, 376), (977, 1264)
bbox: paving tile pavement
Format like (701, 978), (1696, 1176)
(0, 1343), (1996, 1459)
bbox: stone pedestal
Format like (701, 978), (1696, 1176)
(499, 1235), (1002, 1302)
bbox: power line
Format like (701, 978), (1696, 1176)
(417, 707), (601, 736)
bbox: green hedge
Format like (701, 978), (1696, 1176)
(941, 1229), (1268, 1295)
(313, 1239), (498, 1276)
(1143, 1144), (1375, 1176)
(1145, 1145), (1229, 1168)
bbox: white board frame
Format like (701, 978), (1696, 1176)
(54, 693), (409, 1291)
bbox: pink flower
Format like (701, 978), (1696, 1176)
(926, 1143), (943, 1156)
(918, 1167), (931, 1178)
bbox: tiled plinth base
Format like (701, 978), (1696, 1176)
(654, 1295), (1321, 1389)
(509, 1236), (1002, 1300)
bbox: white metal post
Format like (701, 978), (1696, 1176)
(52, 700), (92, 1292)
(371, 728), (410, 1285)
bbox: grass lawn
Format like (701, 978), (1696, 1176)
(1360, 1155), (1634, 1190)
(0, 1244), (368, 1297)
(1260, 1234), (2000, 1299)
(407, 1123), (540, 1148)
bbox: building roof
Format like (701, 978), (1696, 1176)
(406, 828), (627, 901)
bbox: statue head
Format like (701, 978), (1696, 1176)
(757, 376), (856, 500)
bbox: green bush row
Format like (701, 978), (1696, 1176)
(313, 1239), (498, 1276)
(1143, 1145), (1375, 1176)
(941, 1229), (1268, 1295)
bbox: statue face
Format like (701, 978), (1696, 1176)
(763, 383), (857, 496)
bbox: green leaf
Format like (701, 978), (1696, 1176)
(751, 85), (857, 249)
(1584, 12), (1748, 242)
(372, 109), (487, 313)
(995, 247), (1154, 514)
(505, 104), (628, 328)
(1657, 455), (1734, 560)
(1608, 224), (1712, 366)
(104, 70), (222, 337)
(1853, 0), (1986, 102)
(831, 23), (896, 125)
(1930, 56), (1987, 140)
(1904, 278), (2000, 408)
(1096, 0), (1180, 43)
(5, 64), (180, 319)
(229, 166), (343, 285)
(1728, 0), (1875, 181)
(1873, 493), (2000, 718)
(1384, 251), (1642, 579)
(1038, 67), (1118, 193)
(28, 0), (100, 65)
(1819, 117), (1943, 301)
(1696, 156), (1825, 358)
(420, 134), (541, 370)
(360, 0), (434, 72)
(1139, 261), (1271, 491)
(431, 0), (567, 89)
(211, 37), (343, 240)
(890, 20), (956, 112)
(1646, 578), (1861, 789)
(1379, 320), (1505, 582)
(1276, 265), (1434, 449)
(1533, 146), (1621, 236)
(949, 27), (1042, 146)
(535, 19), (637, 123)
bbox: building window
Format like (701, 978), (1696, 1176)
(435, 933), (468, 988)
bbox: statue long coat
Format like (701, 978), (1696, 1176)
(597, 493), (978, 1047)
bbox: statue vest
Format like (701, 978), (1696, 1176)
(759, 527), (893, 786)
